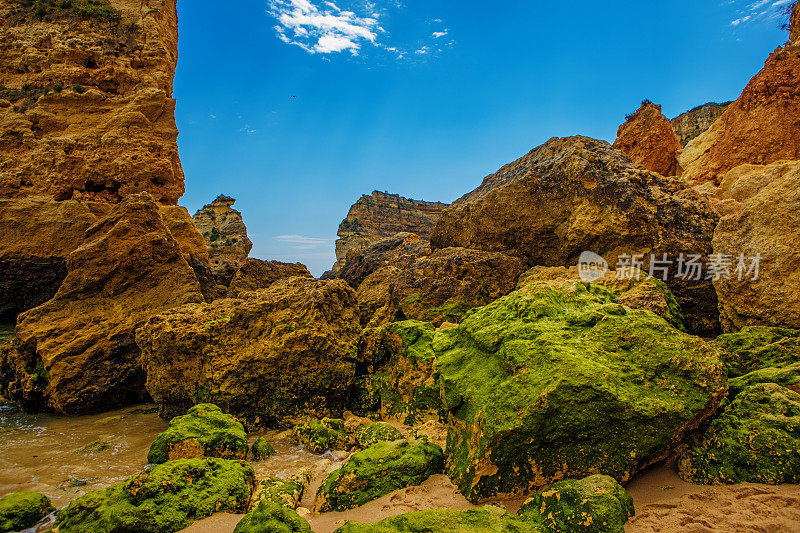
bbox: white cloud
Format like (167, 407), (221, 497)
(731, 14), (752, 24)
(268, 0), (380, 55)
(275, 235), (335, 249)
(432, 29), (448, 38)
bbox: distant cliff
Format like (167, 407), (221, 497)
(0, 0), (184, 204)
(329, 191), (448, 275)
(192, 195), (252, 282)
(670, 102), (732, 147)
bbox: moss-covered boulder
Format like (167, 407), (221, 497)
(291, 418), (352, 453)
(355, 422), (403, 448)
(351, 321), (445, 425)
(518, 475), (634, 533)
(334, 506), (542, 532)
(314, 438), (444, 512)
(147, 404), (248, 464)
(436, 278), (726, 502)
(678, 383), (800, 484)
(729, 362), (800, 395)
(233, 502), (311, 533)
(251, 437), (276, 461)
(251, 474), (307, 509)
(54, 457), (255, 532)
(0, 491), (54, 533)
(715, 326), (800, 378)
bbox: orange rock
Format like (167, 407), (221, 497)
(613, 101), (682, 177)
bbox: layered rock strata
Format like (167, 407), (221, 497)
(192, 195), (253, 284)
(670, 102), (731, 147)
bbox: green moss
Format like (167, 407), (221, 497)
(315, 438), (444, 512)
(678, 383), (800, 484)
(147, 404), (248, 464)
(251, 437), (276, 461)
(715, 326), (800, 378)
(434, 279), (726, 502)
(729, 362), (800, 396)
(54, 458), (255, 533)
(233, 502), (311, 533)
(79, 437), (112, 455)
(518, 475), (635, 533)
(0, 491), (54, 533)
(252, 476), (305, 509)
(334, 506), (542, 532)
(355, 422), (403, 448)
(291, 418), (351, 454)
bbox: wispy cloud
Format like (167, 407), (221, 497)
(432, 29), (448, 38)
(268, 0), (381, 55)
(275, 234), (335, 250)
(729, 0), (794, 27)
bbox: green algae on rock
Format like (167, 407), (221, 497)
(715, 326), (800, 378)
(518, 475), (634, 533)
(729, 362), (800, 396)
(251, 474), (307, 510)
(54, 457), (255, 533)
(233, 501), (312, 533)
(351, 321), (445, 425)
(355, 422), (403, 448)
(251, 437), (276, 461)
(314, 438), (444, 512)
(436, 277), (726, 502)
(334, 506), (542, 532)
(678, 383), (800, 484)
(291, 418), (352, 454)
(0, 491), (54, 533)
(147, 404), (248, 464)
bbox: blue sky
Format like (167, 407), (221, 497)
(174, 0), (793, 276)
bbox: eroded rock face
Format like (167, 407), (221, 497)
(670, 102), (731, 147)
(339, 232), (430, 290)
(436, 276), (726, 502)
(136, 277), (361, 428)
(330, 191), (448, 275)
(613, 101), (682, 176)
(711, 161), (800, 331)
(0, 0), (184, 204)
(431, 136), (720, 335)
(679, 43), (800, 184)
(0, 193), (205, 413)
(227, 258), (312, 298)
(192, 195), (253, 284)
(792, 1), (800, 45)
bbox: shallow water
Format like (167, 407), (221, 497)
(0, 322), (13, 343)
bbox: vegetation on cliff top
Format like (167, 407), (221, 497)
(9, 0), (121, 23)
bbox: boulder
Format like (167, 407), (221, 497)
(314, 439), (444, 512)
(435, 277), (726, 502)
(518, 475), (635, 533)
(339, 233), (430, 290)
(192, 195), (253, 284)
(0, 491), (54, 533)
(136, 277), (361, 427)
(678, 383), (800, 484)
(612, 101), (682, 176)
(355, 422), (403, 448)
(678, 40), (800, 185)
(227, 258), (312, 298)
(147, 403), (249, 464)
(729, 363), (800, 395)
(291, 418), (352, 453)
(0, 193), (205, 413)
(54, 458), (255, 533)
(251, 437), (276, 461)
(431, 136), (719, 335)
(710, 161), (800, 331)
(334, 506), (540, 532)
(715, 326), (800, 378)
(250, 471), (310, 510)
(233, 502), (312, 533)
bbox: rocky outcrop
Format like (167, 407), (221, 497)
(330, 191), (448, 275)
(792, 1), (800, 46)
(0, 193), (205, 414)
(431, 136), (720, 335)
(670, 102), (731, 147)
(612, 101), (682, 176)
(227, 258), (312, 298)
(710, 161), (800, 331)
(679, 40), (800, 184)
(0, 0), (184, 204)
(136, 277), (361, 428)
(192, 195), (253, 283)
(436, 276), (726, 502)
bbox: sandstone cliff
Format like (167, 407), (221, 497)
(679, 24), (800, 184)
(792, 1), (799, 46)
(670, 102), (731, 147)
(192, 195), (253, 284)
(329, 191), (448, 275)
(612, 101), (682, 176)
(0, 0), (183, 203)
